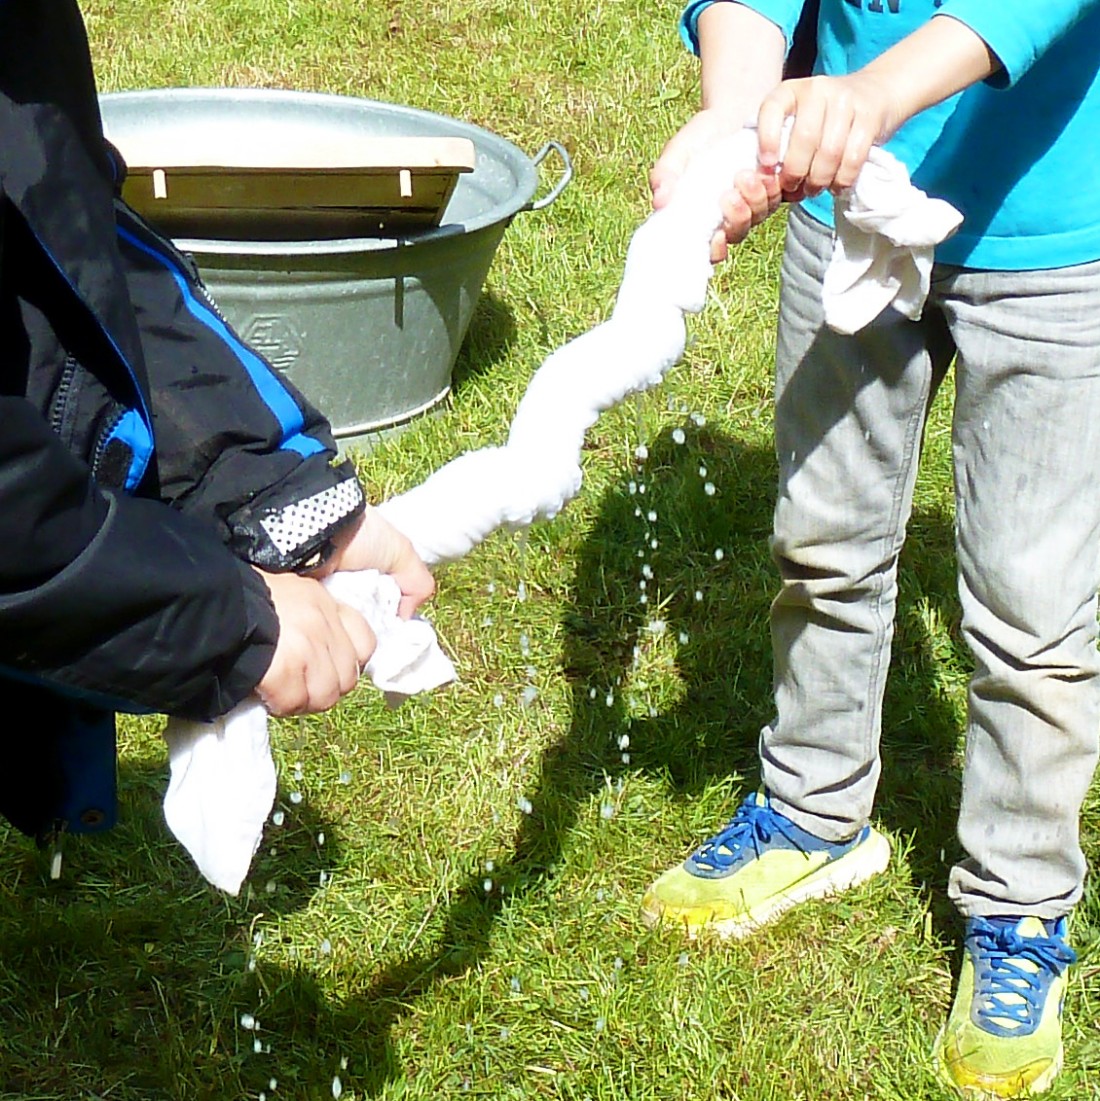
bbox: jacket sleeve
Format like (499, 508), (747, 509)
(115, 202), (366, 574)
(0, 396), (279, 721)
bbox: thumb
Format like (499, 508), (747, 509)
(757, 84), (798, 169)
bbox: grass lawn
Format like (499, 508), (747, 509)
(1, 1), (1098, 1098)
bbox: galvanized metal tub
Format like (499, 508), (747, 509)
(99, 88), (571, 450)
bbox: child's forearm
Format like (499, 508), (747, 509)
(698, 3), (787, 122)
(859, 14), (1001, 128)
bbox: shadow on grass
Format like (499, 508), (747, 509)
(449, 286), (519, 397)
(256, 423), (967, 1096)
(0, 426), (968, 1099)
(0, 758), (339, 1100)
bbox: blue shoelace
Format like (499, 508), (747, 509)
(692, 796), (812, 873)
(968, 917), (1077, 1035)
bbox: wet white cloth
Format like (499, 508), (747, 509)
(379, 128), (962, 562)
(824, 146), (962, 335)
(162, 570), (455, 894)
(162, 127), (962, 893)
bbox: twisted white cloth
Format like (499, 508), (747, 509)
(163, 571), (455, 894)
(823, 146), (962, 335)
(162, 129), (961, 894)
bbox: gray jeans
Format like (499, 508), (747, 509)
(762, 205), (1100, 918)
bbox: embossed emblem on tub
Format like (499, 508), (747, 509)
(243, 315), (304, 372)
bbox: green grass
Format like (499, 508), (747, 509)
(2, 1), (1099, 1098)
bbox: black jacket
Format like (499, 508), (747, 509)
(0, 1), (363, 727)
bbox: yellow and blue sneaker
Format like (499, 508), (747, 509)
(935, 915), (1076, 1098)
(641, 792), (891, 939)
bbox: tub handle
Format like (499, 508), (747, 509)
(524, 141), (572, 211)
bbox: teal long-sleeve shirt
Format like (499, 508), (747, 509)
(680, 0), (1100, 269)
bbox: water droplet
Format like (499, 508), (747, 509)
(289, 791), (303, 805)
(600, 802), (615, 820)
(319, 870), (329, 887)
(595, 1017), (606, 1033)
(485, 859), (495, 873)
(618, 734), (630, 750)
(646, 510), (657, 522)
(678, 951), (689, 967)
(641, 563), (653, 580)
(613, 956), (624, 971)
(639, 594), (648, 604)
(248, 957), (257, 973)
(487, 581), (496, 594)
(650, 538), (658, 550)
(672, 427), (686, 445)
(260, 1093), (266, 1101)
(694, 590), (704, 602)
(240, 1013), (257, 1030)
(271, 810), (285, 826)
(320, 938), (332, 955)
(596, 888), (606, 902)
(679, 631), (689, 644)
(634, 507), (642, 518)
(691, 412), (706, 427)
(270, 1080), (278, 1091)
(638, 579), (647, 590)
(510, 976), (522, 993)
(714, 548), (724, 561)
(331, 1076), (343, 1100)
(482, 615), (494, 628)
(338, 771), (351, 785)
(293, 766), (303, 781)
(517, 580), (527, 602)
(316, 831), (325, 846)
(265, 881), (277, 895)
(703, 482), (716, 496)
(580, 986), (590, 1002)
(605, 691), (614, 707)
(483, 878), (494, 893)
(621, 752), (631, 765)
(517, 795), (533, 815)
(638, 483), (647, 494)
(519, 633), (530, 655)
(521, 685), (538, 706)
(254, 1036), (263, 1053)
(698, 464), (708, 478)
(635, 444), (649, 460)
(588, 687), (598, 699)
(628, 481), (637, 495)
(647, 619), (667, 634)
(340, 1057), (348, 1071)
(492, 693), (504, 708)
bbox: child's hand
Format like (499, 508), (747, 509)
(756, 73), (898, 199)
(651, 109), (782, 262)
(323, 507), (435, 619)
(253, 569), (377, 716)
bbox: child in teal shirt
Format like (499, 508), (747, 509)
(644, 2), (1100, 1095)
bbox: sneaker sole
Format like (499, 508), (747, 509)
(932, 1032), (1064, 1098)
(642, 827), (892, 940)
